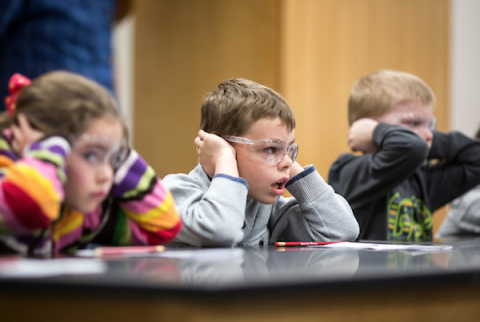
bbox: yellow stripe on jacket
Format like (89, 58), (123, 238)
(5, 162), (62, 220)
(122, 191), (179, 232)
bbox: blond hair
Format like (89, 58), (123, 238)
(200, 78), (295, 135)
(0, 71), (127, 139)
(348, 70), (436, 125)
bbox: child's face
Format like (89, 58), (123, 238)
(64, 117), (125, 213)
(375, 100), (435, 147)
(234, 117), (296, 204)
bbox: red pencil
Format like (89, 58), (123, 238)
(274, 241), (344, 247)
(93, 245), (165, 257)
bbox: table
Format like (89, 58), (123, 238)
(2, 240), (480, 322)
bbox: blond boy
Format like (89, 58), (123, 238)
(164, 78), (359, 247)
(328, 70), (480, 241)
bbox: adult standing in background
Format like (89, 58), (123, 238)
(0, 0), (132, 108)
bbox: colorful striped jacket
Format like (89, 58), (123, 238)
(0, 135), (182, 255)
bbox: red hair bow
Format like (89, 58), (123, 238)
(4, 73), (31, 116)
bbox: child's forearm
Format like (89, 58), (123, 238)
(118, 185), (182, 245)
(110, 149), (182, 245)
(214, 153), (239, 177)
(429, 131), (480, 163)
(166, 173), (248, 247)
(272, 166), (359, 243)
(0, 136), (69, 233)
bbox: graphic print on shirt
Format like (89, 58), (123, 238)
(387, 251), (433, 271)
(387, 192), (432, 241)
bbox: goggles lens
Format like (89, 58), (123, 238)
(391, 114), (437, 133)
(222, 135), (298, 165)
(71, 134), (128, 169)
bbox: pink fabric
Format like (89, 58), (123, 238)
(129, 219), (149, 246)
(22, 157), (65, 198)
(0, 187), (31, 234)
(120, 182), (167, 214)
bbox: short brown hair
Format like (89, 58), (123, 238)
(348, 70), (436, 125)
(200, 78), (295, 135)
(0, 71), (127, 139)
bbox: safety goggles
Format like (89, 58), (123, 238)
(221, 135), (298, 165)
(390, 113), (437, 134)
(70, 134), (128, 169)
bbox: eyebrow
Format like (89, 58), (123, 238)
(264, 138), (295, 145)
(400, 114), (430, 120)
(78, 143), (110, 152)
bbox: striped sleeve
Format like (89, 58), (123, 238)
(109, 149), (182, 245)
(0, 137), (68, 235)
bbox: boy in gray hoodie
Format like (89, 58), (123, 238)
(164, 78), (359, 247)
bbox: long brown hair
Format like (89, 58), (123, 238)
(0, 71), (127, 139)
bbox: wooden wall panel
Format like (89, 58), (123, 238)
(280, 0), (449, 177)
(134, 0), (281, 177)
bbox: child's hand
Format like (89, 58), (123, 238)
(194, 130), (238, 178)
(289, 161), (304, 178)
(348, 118), (379, 154)
(10, 114), (44, 156)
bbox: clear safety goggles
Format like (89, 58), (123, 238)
(221, 135), (298, 165)
(70, 134), (128, 169)
(390, 113), (437, 134)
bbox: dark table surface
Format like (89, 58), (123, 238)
(2, 239), (480, 298)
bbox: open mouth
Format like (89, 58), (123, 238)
(273, 178), (287, 190)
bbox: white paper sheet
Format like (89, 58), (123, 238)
(309, 242), (452, 252)
(154, 248), (245, 261)
(76, 247), (245, 261)
(0, 258), (107, 278)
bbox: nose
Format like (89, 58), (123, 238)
(278, 152), (293, 170)
(421, 127), (434, 147)
(96, 162), (114, 183)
